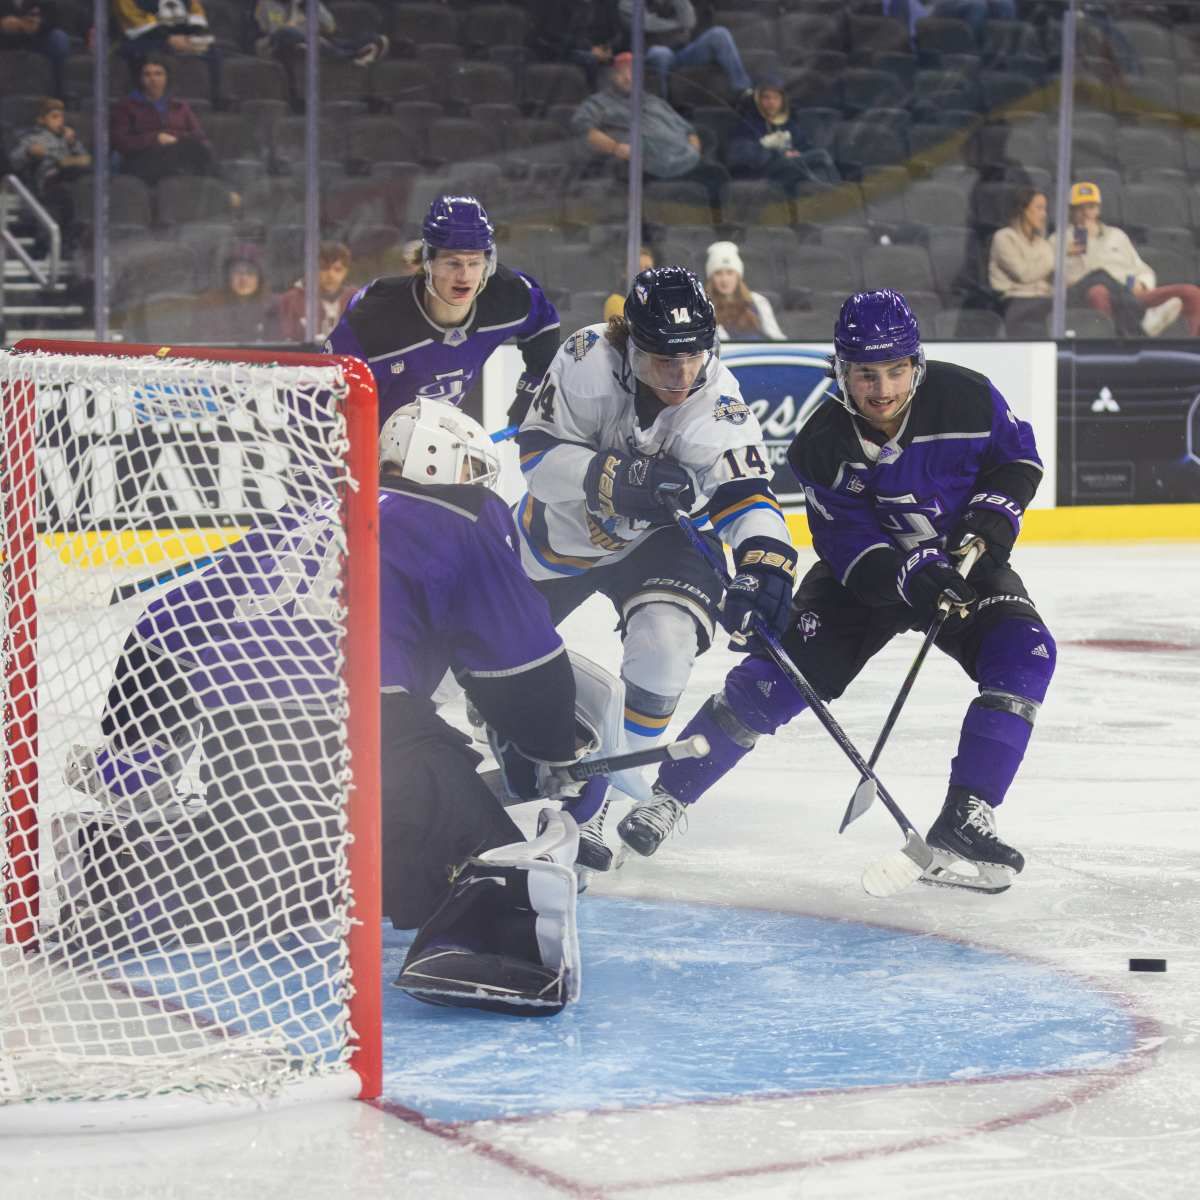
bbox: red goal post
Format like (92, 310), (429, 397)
(1, 340), (381, 1130)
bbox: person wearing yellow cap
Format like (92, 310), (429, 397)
(1051, 180), (1200, 338)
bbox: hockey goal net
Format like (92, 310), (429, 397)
(0, 340), (380, 1132)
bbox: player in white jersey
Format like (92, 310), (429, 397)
(514, 266), (798, 868)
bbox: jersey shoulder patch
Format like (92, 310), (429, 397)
(713, 392), (753, 425)
(564, 326), (601, 361)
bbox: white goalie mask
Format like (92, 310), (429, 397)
(379, 398), (500, 489)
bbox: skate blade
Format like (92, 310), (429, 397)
(918, 849), (1014, 894)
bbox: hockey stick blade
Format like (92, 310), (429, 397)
(838, 539), (985, 833)
(861, 830), (934, 898)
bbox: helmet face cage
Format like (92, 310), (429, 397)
(380, 399), (500, 490)
(624, 266), (718, 396)
(421, 194), (497, 300)
(831, 289), (926, 421)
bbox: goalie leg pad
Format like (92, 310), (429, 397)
(397, 812), (581, 1016)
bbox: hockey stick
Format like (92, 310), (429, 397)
(664, 501), (932, 895)
(109, 552), (219, 606)
(490, 424), (519, 443)
(485, 735), (710, 806)
(838, 539), (985, 832)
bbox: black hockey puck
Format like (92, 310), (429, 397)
(1129, 958), (1167, 972)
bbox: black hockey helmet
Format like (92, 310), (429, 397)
(624, 266), (716, 356)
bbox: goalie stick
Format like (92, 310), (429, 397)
(838, 539), (985, 832)
(484, 734), (710, 806)
(663, 499), (933, 897)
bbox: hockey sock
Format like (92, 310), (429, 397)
(950, 619), (1056, 807)
(563, 776), (609, 824)
(657, 656), (808, 804)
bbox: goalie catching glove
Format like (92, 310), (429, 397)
(584, 449), (695, 526)
(395, 808), (581, 1016)
(949, 490), (1023, 566)
(897, 547), (977, 624)
(719, 536), (798, 639)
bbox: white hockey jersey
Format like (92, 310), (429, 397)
(514, 324), (790, 579)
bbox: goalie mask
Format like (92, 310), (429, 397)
(831, 288), (926, 426)
(624, 266), (718, 401)
(379, 398), (500, 488)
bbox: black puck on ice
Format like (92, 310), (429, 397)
(1129, 958), (1167, 972)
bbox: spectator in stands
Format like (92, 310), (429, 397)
(196, 242), (273, 343)
(10, 97), (91, 253)
(705, 241), (785, 342)
(572, 51), (730, 224)
(987, 186), (1053, 336)
(110, 56), (234, 199)
(883, 0), (1016, 50)
(528, 0), (623, 91)
(726, 74), (839, 197)
(603, 245), (654, 321)
(617, 0), (750, 100)
(113, 0), (223, 104)
(272, 240), (357, 343)
(253, 1), (388, 110)
(0, 0), (70, 99)
(1053, 181), (1195, 338)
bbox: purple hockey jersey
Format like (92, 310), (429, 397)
(324, 265), (561, 425)
(788, 360), (1043, 602)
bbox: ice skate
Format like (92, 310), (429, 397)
(617, 785), (687, 857)
(575, 796), (614, 872)
(921, 787), (1023, 894)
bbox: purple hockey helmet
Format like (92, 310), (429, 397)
(421, 194), (497, 297)
(831, 288), (926, 421)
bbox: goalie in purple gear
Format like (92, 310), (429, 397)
(645, 288), (1055, 893)
(64, 398), (617, 1014)
(325, 193), (560, 427)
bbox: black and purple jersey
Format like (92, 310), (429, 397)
(325, 265), (560, 426)
(788, 360), (1043, 606)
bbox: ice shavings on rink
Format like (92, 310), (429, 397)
(380, 897), (1137, 1123)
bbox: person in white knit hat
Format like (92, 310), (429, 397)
(705, 241), (786, 342)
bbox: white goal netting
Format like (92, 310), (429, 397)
(0, 348), (376, 1123)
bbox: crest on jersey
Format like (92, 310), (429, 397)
(845, 474), (865, 494)
(390, 360), (406, 375)
(568, 329), (600, 361)
(714, 394), (751, 425)
(799, 611), (820, 641)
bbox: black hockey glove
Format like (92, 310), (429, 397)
(584, 449), (695, 526)
(719, 536), (798, 639)
(950, 490), (1023, 566)
(896, 548), (978, 624)
(506, 370), (542, 427)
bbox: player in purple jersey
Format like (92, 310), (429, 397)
(325, 194), (561, 427)
(64, 400), (599, 1011)
(645, 290), (1056, 892)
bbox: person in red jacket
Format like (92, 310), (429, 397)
(109, 56), (219, 187)
(271, 241), (357, 344)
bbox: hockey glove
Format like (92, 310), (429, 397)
(584, 449), (695, 526)
(897, 547), (978, 624)
(507, 370), (542, 427)
(719, 536), (798, 639)
(950, 491), (1024, 566)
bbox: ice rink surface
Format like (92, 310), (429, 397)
(4, 542), (1199, 1199)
